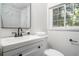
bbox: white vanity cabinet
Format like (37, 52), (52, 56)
(1, 35), (47, 56)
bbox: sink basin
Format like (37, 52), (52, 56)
(1, 35), (40, 47)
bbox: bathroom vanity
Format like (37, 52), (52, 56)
(0, 35), (48, 56)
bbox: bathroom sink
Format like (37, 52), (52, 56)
(1, 35), (40, 47)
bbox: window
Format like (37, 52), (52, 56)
(51, 3), (79, 27)
(66, 3), (74, 26)
(66, 3), (79, 26)
(53, 6), (64, 27)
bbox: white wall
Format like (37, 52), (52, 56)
(0, 4), (1, 28)
(0, 3), (47, 38)
(31, 3), (47, 33)
(48, 3), (79, 56)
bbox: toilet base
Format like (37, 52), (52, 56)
(44, 49), (64, 56)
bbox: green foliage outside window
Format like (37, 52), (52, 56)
(53, 3), (79, 27)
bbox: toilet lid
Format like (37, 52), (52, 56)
(44, 49), (64, 56)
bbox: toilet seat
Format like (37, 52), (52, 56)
(44, 49), (64, 56)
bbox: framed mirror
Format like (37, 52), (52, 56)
(0, 3), (31, 29)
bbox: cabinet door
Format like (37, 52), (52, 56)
(66, 31), (79, 56)
(3, 39), (47, 56)
(20, 40), (46, 56)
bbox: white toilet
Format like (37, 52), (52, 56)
(35, 32), (64, 56)
(44, 49), (64, 56)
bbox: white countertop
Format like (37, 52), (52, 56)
(1, 35), (41, 47)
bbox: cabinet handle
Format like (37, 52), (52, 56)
(69, 39), (78, 42)
(38, 46), (40, 48)
(19, 54), (22, 56)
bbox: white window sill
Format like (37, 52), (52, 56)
(48, 26), (79, 31)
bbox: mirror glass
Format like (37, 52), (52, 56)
(0, 3), (31, 29)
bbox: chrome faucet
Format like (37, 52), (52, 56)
(18, 27), (23, 37)
(12, 27), (23, 37)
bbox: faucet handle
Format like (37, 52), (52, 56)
(12, 32), (18, 37)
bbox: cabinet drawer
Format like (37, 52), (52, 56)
(3, 40), (45, 56)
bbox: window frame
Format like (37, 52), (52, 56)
(49, 3), (79, 30)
